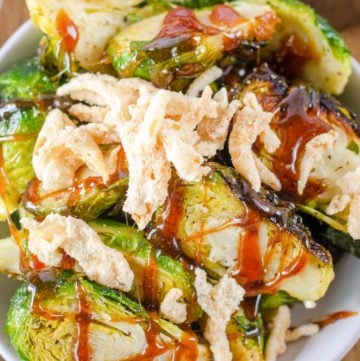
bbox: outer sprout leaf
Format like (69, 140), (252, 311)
(0, 58), (56, 102)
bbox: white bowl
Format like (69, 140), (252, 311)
(0, 20), (359, 361)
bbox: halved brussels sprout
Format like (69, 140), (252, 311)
(26, 0), (152, 73)
(26, 0), (196, 74)
(148, 164), (334, 301)
(233, 64), (360, 255)
(0, 58), (60, 219)
(6, 274), (211, 361)
(108, 0), (350, 93)
(107, 1), (278, 89)
(0, 103), (46, 219)
(251, 0), (351, 94)
(90, 218), (200, 321)
(0, 58), (57, 102)
(23, 176), (129, 222)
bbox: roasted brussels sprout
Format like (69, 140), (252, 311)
(107, 0), (350, 93)
(107, 1), (278, 89)
(6, 273), (211, 361)
(148, 164), (334, 301)
(0, 58), (57, 102)
(251, 0), (351, 94)
(26, 0), (178, 73)
(232, 64), (360, 255)
(0, 58), (60, 219)
(23, 176), (129, 222)
(90, 218), (200, 321)
(0, 103), (46, 219)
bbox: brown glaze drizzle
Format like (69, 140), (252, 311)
(56, 9), (79, 53)
(210, 4), (246, 27)
(155, 6), (278, 52)
(142, 256), (159, 311)
(232, 206), (308, 295)
(275, 34), (319, 79)
(270, 86), (331, 201)
(29, 255), (46, 271)
(149, 178), (185, 259)
(30, 285), (65, 321)
(152, 172), (310, 296)
(74, 281), (91, 361)
(233, 210), (264, 288)
(156, 7), (219, 39)
(315, 311), (358, 328)
(127, 313), (199, 361)
(60, 253), (76, 270)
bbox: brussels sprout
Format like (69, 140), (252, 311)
(0, 58), (57, 102)
(0, 57), (60, 219)
(233, 64), (360, 254)
(149, 164), (334, 301)
(250, 0), (351, 94)
(0, 103), (46, 219)
(107, 2), (278, 89)
(23, 177), (129, 222)
(90, 218), (200, 321)
(6, 274), (210, 361)
(25, 0), (173, 74)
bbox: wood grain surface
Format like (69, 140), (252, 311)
(0, 1), (359, 360)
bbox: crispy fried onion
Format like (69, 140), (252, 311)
(33, 108), (120, 192)
(160, 288), (187, 324)
(297, 130), (338, 195)
(327, 167), (360, 239)
(265, 305), (320, 361)
(265, 305), (291, 361)
(229, 92), (281, 192)
(21, 214), (134, 292)
(56, 74), (238, 229)
(194, 268), (245, 361)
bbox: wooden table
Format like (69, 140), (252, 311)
(0, 1), (359, 360)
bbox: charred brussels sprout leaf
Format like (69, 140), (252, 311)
(0, 58), (56, 102)
(302, 213), (360, 258)
(6, 275), (209, 361)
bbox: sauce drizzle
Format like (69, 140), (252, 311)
(315, 311), (358, 328)
(210, 4), (246, 27)
(56, 9), (79, 53)
(156, 7), (219, 39)
(270, 87), (331, 200)
(74, 281), (91, 361)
